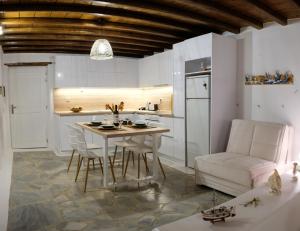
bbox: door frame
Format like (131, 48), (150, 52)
(8, 65), (49, 149)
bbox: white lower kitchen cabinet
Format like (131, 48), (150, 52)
(54, 115), (94, 153)
(172, 117), (185, 161)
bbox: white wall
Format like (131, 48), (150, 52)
(236, 21), (300, 159)
(0, 48), (13, 231)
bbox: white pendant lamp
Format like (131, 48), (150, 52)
(90, 39), (113, 60)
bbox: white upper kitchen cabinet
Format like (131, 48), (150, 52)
(54, 55), (139, 88)
(138, 50), (173, 87)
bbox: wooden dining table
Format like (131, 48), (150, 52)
(76, 122), (170, 188)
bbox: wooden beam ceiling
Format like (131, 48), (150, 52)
(245, 0), (287, 25)
(156, 0), (263, 29)
(0, 34), (170, 49)
(0, 0), (297, 57)
(0, 18), (196, 39)
(1, 2), (236, 33)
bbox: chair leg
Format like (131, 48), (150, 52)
(67, 149), (75, 172)
(84, 159), (91, 192)
(123, 151), (131, 177)
(137, 153), (141, 188)
(158, 157), (166, 179)
(92, 159), (95, 170)
(131, 151), (135, 166)
(108, 156), (116, 183)
(122, 147), (125, 175)
(75, 156), (83, 182)
(138, 154), (141, 180)
(99, 158), (103, 174)
(142, 153), (149, 174)
(113, 146), (118, 165)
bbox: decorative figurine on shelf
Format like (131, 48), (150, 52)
(201, 206), (236, 224)
(268, 169), (282, 194)
(292, 162), (298, 182)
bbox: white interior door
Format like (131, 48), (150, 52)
(9, 66), (48, 149)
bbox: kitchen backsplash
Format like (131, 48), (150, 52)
(53, 86), (173, 112)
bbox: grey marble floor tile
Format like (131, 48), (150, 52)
(8, 151), (233, 231)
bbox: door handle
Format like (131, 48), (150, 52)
(11, 104), (16, 114)
(203, 83), (207, 90)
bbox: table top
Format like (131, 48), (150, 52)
(76, 122), (170, 138)
(154, 173), (300, 231)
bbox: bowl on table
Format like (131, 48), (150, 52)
(90, 121), (102, 126)
(133, 120), (147, 128)
(99, 124), (116, 130)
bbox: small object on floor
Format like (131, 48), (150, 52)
(201, 206), (236, 224)
(292, 162), (298, 182)
(268, 169), (282, 194)
(242, 197), (261, 207)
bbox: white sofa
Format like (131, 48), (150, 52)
(195, 119), (293, 196)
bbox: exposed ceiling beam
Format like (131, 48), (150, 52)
(2, 46), (149, 56)
(0, 34), (171, 49)
(2, 49), (144, 58)
(245, 0), (287, 25)
(92, 0), (239, 33)
(0, 40), (162, 53)
(0, 2), (239, 33)
(156, 0), (263, 29)
(290, 0), (300, 7)
(2, 27), (178, 45)
(0, 18), (195, 39)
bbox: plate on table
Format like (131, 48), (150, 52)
(88, 121), (102, 126)
(99, 125), (117, 130)
(132, 124), (148, 129)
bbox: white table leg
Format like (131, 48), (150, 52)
(152, 133), (159, 180)
(103, 137), (108, 187)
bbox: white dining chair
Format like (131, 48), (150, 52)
(66, 124), (102, 172)
(124, 122), (166, 183)
(73, 127), (116, 192)
(112, 137), (139, 174)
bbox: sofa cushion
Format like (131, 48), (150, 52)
(250, 124), (283, 162)
(195, 152), (276, 187)
(226, 119), (255, 155)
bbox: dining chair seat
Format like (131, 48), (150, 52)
(87, 143), (102, 149)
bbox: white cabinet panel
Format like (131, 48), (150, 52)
(159, 117), (173, 137)
(159, 136), (174, 158)
(186, 99), (210, 167)
(55, 56), (139, 88)
(173, 118), (185, 161)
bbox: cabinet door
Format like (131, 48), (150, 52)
(158, 50), (173, 85)
(186, 99), (210, 167)
(173, 117), (185, 161)
(173, 44), (185, 117)
(159, 136), (174, 158)
(159, 117), (173, 137)
(55, 56), (74, 87)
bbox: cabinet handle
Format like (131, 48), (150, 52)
(203, 83), (207, 90)
(11, 104), (16, 114)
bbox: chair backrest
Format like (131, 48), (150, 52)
(145, 121), (163, 149)
(72, 126), (89, 156)
(66, 124), (79, 150)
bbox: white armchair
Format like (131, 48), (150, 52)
(195, 119), (293, 196)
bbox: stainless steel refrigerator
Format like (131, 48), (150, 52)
(185, 58), (211, 168)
